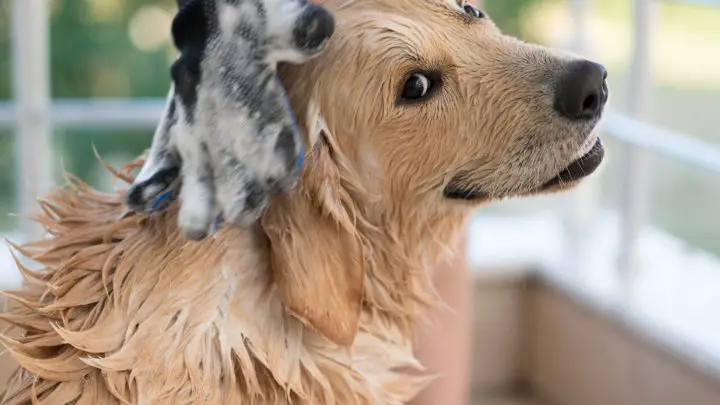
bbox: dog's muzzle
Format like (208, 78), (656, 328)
(293, 5), (335, 52)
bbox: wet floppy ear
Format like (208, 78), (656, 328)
(262, 135), (365, 347)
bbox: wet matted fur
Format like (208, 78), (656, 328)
(0, 0), (607, 404)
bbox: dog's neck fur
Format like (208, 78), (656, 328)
(1, 150), (467, 404)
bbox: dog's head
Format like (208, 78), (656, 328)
(288, 0), (606, 204)
(264, 0), (608, 346)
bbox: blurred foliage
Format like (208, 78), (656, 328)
(0, 0), (181, 227)
(46, 0), (180, 190)
(49, 0), (175, 99)
(1, 3), (13, 228)
(486, 0), (542, 41)
(0, 133), (14, 229)
(0, 2), (10, 100)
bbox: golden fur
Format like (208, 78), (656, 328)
(1, 0), (604, 404)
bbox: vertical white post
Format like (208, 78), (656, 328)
(565, 0), (599, 275)
(11, 0), (53, 241)
(618, 0), (655, 285)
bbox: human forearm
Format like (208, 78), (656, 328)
(409, 232), (473, 405)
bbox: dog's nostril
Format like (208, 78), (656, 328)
(582, 94), (598, 114)
(554, 60), (607, 120)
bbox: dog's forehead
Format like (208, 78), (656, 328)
(417, 0), (465, 12)
(404, 0), (465, 13)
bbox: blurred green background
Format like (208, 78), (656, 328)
(0, 0), (718, 255)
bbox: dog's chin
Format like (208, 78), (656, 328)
(531, 137), (605, 194)
(443, 137), (605, 202)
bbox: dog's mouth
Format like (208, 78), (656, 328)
(538, 137), (604, 190)
(443, 137), (605, 201)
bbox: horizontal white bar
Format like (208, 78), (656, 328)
(667, 0), (720, 5)
(602, 112), (720, 174)
(0, 99), (166, 130)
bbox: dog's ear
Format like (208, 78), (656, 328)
(262, 136), (365, 347)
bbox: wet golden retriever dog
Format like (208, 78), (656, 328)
(1, 0), (607, 404)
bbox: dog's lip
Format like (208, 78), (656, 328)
(540, 137), (605, 189)
(442, 184), (489, 200)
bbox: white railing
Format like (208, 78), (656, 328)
(2, 0), (720, 279)
(10, 0), (52, 240)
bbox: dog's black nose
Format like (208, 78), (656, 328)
(294, 5), (335, 51)
(554, 60), (608, 120)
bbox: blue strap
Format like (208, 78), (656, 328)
(150, 189), (178, 212)
(212, 213), (224, 234)
(274, 74), (305, 170)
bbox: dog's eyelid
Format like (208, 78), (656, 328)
(396, 69), (444, 106)
(400, 67), (443, 81)
(449, 0), (465, 12)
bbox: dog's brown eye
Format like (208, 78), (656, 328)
(402, 73), (431, 100)
(463, 4), (485, 18)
